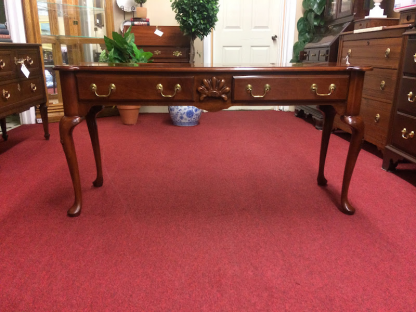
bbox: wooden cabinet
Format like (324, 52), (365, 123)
(335, 26), (409, 150)
(383, 31), (416, 169)
(125, 26), (190, 63)
(0, 43), (49, 140)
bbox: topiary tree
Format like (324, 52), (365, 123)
(134, 0), (147, 6)
(170, 0), (219, 64)
(290, 0), (326, 63)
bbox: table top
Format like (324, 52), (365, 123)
(54, 62), (372, 73)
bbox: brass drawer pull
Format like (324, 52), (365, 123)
(413, 53), (416, 63)
(311, 83), (336, 97)
(90, 83), (116, 97)
(401, 128), (414, 139)
(14, 56), (33, 66)
(385, 48), (391, 58)
(311, 53), (317, 57)
(408, 91), (415, 102)
(320, 53), (327, 57)
(173, 51), (182, 57)
(380, 81), (386, 90)
(374, 114), (380, 123)
(30, 83), (37, 92)
(156, 83), (181, 98)
(2, 89), (10, 100)
(246, 84), (271, 98)
(0, 59), (5, 69)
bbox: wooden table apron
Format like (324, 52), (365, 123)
(54, 64), (371, 217)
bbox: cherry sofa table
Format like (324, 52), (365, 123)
(54, 63), (371, 217)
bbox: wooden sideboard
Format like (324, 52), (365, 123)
(0, 43), (49, 141)
(124, 26), (190, 63)
(383, 29), (416, 170)
(336, 26), (410, 151)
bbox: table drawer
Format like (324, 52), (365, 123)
(339, 37), (402, 69)
(232, 75), (349, 102)
(1, 77), (45, 108)
(390, 113), (416, 156)
(0, 50), (16, 79)
(396, 76), (416, 117)
(305, 48), (320, 62)
(146, 46), (190, 63)
(360, 98), (392, 146)
(403, 39), (416, 75)
(362, 68), (397, 102)
(76, 74), (195, 101)
(15, 49), (42, 78)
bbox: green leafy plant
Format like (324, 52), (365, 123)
(99, 26), (153, 64)
(170, 0), (219, 64)
(290, 0), (326, 63)
(134, 0), (147, 6)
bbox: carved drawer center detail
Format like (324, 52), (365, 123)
(197, 77), (230, 101)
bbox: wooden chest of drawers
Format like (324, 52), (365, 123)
(383, 31), (416, 170)
(0, 43), (49, 140)
(336, 27), (409, 150)
(124, 26), (190, 63)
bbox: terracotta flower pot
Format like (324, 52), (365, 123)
(135, 7), (147, 18)
(118, 105), (141, 125)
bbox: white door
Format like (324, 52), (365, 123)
(213, 0), (285, 66)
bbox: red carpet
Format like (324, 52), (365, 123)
(0, 111), (415, 311)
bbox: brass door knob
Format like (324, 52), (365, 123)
(30, 83), (37, 92)
(0, 59), (5, 69)
(2, 89), (10, 100)
(401, 128), (415, 139)
(408, 91), (415, 102)
(385, 48), (391, 58)
(380, 81), (386, 90)
(374, 114), (380, 123)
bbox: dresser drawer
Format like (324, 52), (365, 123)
(396, 76), (416, 117)
(305, 49), (320, 62)
(76, 74), (195, 101)
(232, 75), (349, 102)
(402, 39), (416, 75)
(390, 113), (416, 156)
(360, 98), (392, 147)
(339, 37), (402, 69)
(362, 68), (397, 102)
(147, 46), (190, 63)
(15, 49), (42, 78)
(0, 49), (16, 79)
(1, 77), (45, 109)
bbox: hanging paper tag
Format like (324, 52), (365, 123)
(154, 29), (163, 37)
(21, 64), (30, 78)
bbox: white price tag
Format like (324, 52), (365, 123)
(21, 64), (30, 78)
(154, 29), (164, 37)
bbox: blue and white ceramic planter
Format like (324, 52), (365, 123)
(168, 106), (202, 126)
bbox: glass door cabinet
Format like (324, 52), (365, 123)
(22, 0), (114, 122)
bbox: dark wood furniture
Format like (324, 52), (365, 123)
(336, 25), (411, 150)
(295, 0), (369, 129)
(0, 43), (49, 140)
(54, 63), (371, 217)
(383, 29), (416, 170)
(124, 26), (190, 63)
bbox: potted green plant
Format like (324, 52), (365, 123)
(168, 0), (219, 126)
(134, 0), (147, 18)
(290, 0), (326, 63)
(99, 26), (153, 125)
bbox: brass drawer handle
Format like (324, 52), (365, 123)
(0, 59), (5, 69)
(320, 53), (327, 57)
(2, 89), (10, 100)
(156, 83), (181, 98)
(401, 128), (414, 139)
(408, 91), (415, 102)
(90, 83), (116, 97)
(30, 83), (37, 92)
(413, 53), (416, 63)
(380, 81), (386, 90)
(311, 53), (317, 57)
(374, 114), (380, 123)
(385, 48), (391, 58)
(173, 51), (182, 57)
(14, 56), (33, 66)
(311, 83), (336, 97)
(246, 84), (271, 98)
